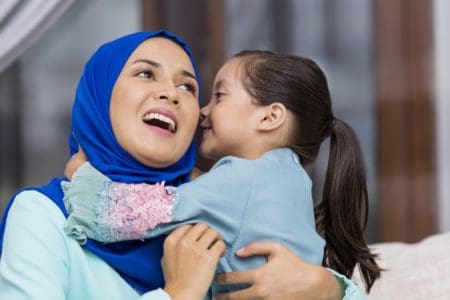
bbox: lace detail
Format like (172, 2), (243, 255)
(95, 181), (175, 241)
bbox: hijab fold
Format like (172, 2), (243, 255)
(0, 30), (200, 293)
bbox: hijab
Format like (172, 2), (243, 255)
(0, 30), (200, 293)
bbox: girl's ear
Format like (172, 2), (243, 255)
(257, 102), (288, 132)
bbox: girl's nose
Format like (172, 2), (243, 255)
(200, 102), (211, 117)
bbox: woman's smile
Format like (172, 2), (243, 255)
(142, 108), (178, 135)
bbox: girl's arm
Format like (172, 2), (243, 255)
(62, 158), (251, 245)
(214, 242), (366, 300)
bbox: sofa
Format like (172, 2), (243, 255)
(352, 231), (450, 299)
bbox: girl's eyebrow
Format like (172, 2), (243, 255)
(132, 59), (197, 81)
(213, 79), (224, 90)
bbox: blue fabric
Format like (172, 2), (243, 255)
(0, 30), (200, 293)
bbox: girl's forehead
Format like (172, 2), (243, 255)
(215, 57), (245, 84)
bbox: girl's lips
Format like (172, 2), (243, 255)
(199, 117), (210, 129)
(199, 117), (212, 139)
(201, 127), (212, 139)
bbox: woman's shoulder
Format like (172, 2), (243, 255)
(8, 190), (66, 228)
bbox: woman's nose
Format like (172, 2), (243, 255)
(154, 84), (179, 106)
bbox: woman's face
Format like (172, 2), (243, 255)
(110, 37), (200, 168)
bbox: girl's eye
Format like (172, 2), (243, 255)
(178, 83), (197, 95)
(213, 91), (225, 100)
(136, 70), (154, 79)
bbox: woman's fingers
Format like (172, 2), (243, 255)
(209, 239), (227, 257)
(216, 242), (339, 300)
(214, 286), (258, 300)
(215, 269), (255, 285)
(163, 224), (193, 249)
(168, 224), (193, 239)
(165, 223), (223, 254)
(235, 241), (285, 259)
(162, 224), (225, 300)
(214, 242), (287, 286)
(197, 226), (222, 249)
(183, 223), (209, 243)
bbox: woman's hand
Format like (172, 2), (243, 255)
(214, 242), (343, 300)
(64, 148), (88, 180)
(162, 223), (226, 300)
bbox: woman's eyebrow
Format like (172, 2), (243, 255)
(132, 59), (161, 68)
(131, 59), (196, 81)
(181, 70), (196, 81)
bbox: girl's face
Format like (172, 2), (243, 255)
(199, 58), (263, 160)
(110, 37), (200, 168)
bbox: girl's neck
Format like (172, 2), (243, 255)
(227, 142), (286, 161)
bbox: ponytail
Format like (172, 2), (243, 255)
(315, 118), (381, 292)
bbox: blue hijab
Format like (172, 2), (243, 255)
(0, 30), (200, 293)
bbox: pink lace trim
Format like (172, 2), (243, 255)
(95, 182), (175, 241)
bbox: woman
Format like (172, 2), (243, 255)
(0, 30), (361, 299)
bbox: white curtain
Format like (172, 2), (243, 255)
(435, 0), (450, 232)
(0, 0), (74, 73)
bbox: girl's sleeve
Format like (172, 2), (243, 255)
(327, 269), (368, 300)
(63, 160), (251, 246)
(0, 191), (69, 299)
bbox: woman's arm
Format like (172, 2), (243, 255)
(0, 191), (224, 300)
(214, 242), (366, 300)
(0, 191), (70, 299)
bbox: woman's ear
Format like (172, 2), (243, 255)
(257, 102), (287, 132)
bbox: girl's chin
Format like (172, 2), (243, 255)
(198, 142), (210, 155)
(198, 147), (220, 161)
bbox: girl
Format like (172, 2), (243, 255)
(63, 50), (381, 296)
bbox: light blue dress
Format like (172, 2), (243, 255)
(64, 149), (324, 269)
(0, 189), (364, 300)
(61, 147), (367, 298)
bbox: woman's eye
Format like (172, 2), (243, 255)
(178, 83), (197, 95)
(136, 71), (154, 79)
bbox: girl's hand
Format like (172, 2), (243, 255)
(64, 148), (88, 180)
(162, 223), (226, 300)
(214, 242), (343, 300)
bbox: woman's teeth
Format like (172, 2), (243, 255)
(143, 112), (176, 132)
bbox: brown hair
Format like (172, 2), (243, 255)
(233, 50), (381, 292)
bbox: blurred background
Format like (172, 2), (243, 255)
(0, 0), (448, 244)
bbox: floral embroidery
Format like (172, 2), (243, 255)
(94, 181), (175, 241)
